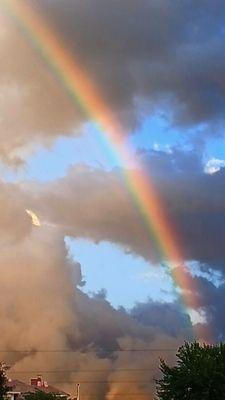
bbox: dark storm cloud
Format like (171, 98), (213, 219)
(196, 280), (225, 341)
(172, 265), (225, 341)
(130, 300), (192, 338)
(138, 147), (225, 271)
(1, 0), (225, 163)
(36, 0), (225, 128)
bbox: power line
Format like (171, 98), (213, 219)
(61, 394), (153, 397)
(32, 380), (155, 384)
(9, 368), (157, 373)
(0, 349), (176, 353)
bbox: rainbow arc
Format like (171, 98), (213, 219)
(1, 0), (213, 342)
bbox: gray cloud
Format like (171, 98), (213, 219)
(30, 148), (225, 272)
(143, 150), (225, 270)
(35, 0), (225, 128)
(1, 0), (225, 165)
(130, 300), (192, 338)
(29, 165), (155, 260)
(171, 265), (225, 341)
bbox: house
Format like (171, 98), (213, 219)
(6, 376), (70, 400)
(7, 379), (36, 400)
(30, 375), (69, 398)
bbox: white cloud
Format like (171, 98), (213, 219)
(188, 308), (207, 325)
(204, 158), (225, 174)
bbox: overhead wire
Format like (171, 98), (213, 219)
(0, 348), (177, 353)
(9, 368), (157, 373)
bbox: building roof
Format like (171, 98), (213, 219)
(7, 378), (69, 398)
(7, 379), (36, 394)
(30, 377), (69, 397)
(35, 384), (69, 396)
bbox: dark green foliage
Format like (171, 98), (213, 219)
(156, 341), (225, 400)
(25, 392), (57, 400)
(0, 365), (9, 400)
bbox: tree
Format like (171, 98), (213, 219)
(155, 341), (225, 400)
(0, 363), (9, 400)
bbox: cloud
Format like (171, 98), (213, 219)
(0, 8), (83, 165)
(0, 161), (222, 400)
(204, 158), (225, 174)
(130, 300), (192, 338)
(27, 148), (225, 272)
(136, 148), (225, 270)
(0, 179), (193, 398)
(0, 181), (31, 242)
(1, 1), (225, 165)
(29, 165), (155, 260)
(171, 265), (225, 341)
(35, 0), (225, 128)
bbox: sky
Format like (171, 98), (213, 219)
(1, 0), (225, 398)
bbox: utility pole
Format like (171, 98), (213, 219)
(76, 383), (80, 400)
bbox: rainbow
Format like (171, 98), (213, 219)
(1, 0), (211, 341)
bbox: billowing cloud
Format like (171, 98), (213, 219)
(0, 179), (188, 391)
(34, 0), (225, 128)
(130, 300), (192, 338)
(0, 149), (221, 399)
(0, 8), (83, 165)
(171, 265), (225, 341)
(28, 149), (225, 272)
(0, 181), (190, 398)
(28, 165), (155, 260)
(1, 1), (225, 165)
(0, 181), (31, 242)
(204, 158), (225, 174)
